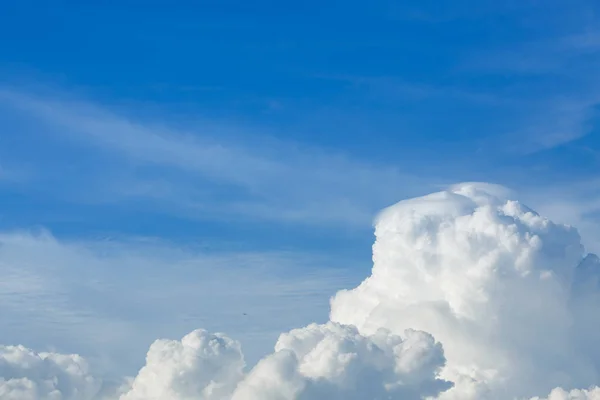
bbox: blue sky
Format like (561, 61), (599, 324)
(1, 0), (600, 378)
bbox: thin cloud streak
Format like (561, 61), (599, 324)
(458, 23), (600, 152)
(503, 96), (599, 153)
(0, 89), (431, 228)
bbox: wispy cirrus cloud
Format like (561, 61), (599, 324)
(500, 96), (599, 153)
(466, 29), (600, 76)
(0, 89), (432, 228)
(461, 24), (600, 152)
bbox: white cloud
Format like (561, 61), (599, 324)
(121, 330), (244, 400)
(231, 322), (450, 400)
(330, 182), (599, 398)
(2, 183), (600, 399)
(0, 323), (450, 400)
(0, 344), (101, 400)
(117, 321), (450, 400)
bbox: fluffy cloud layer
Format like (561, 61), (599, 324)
(0, 345), (101, 400)
(230, 322), (450, 400)
(116, 322), (450, 400)
(2, 182), (600, 399)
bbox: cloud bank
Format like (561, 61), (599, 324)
(1, 182), (600, 399)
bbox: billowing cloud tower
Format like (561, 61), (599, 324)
(331, 183), (599, 398)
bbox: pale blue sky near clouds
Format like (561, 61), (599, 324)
(1, 0), (600, 377)
(0, 230), (360, 377)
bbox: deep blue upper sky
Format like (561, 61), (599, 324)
(1, 0), (600, 253)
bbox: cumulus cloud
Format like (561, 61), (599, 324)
(120, 330), (245, 400)
(330, 182), (599, 398)
(0, 344), (102, 400)
(2, 182), (600, 399)
(231, 322), (450, 400)
(116, 322), (450, 400)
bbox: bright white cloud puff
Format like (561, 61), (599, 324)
(2, 182), (600, 399)
(0, 344), (101, 400)
(230, 322), (450, 400)
(120, 329), (245, 400)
